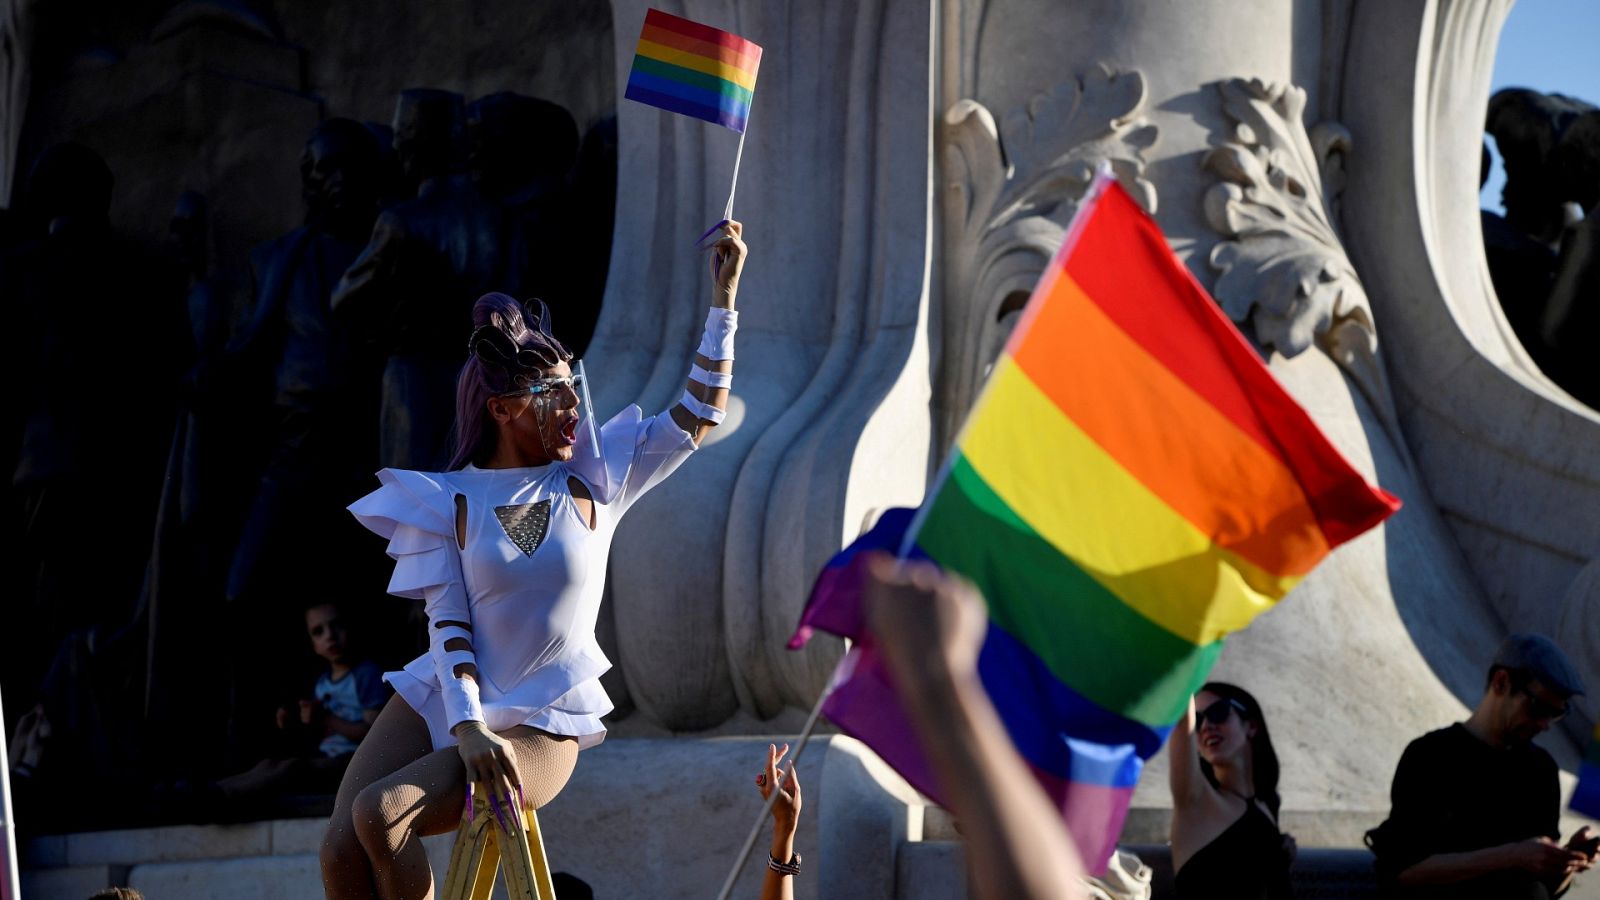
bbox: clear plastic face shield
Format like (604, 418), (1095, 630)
(514, 359), (599, 457)
(576, 360), (599, 457)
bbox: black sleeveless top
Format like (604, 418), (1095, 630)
(1174, 802), (1294, 899)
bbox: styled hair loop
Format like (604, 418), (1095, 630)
(468, 323), (545, 378)
(448, 293), (573, 470)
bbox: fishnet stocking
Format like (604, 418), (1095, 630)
(321, 695), (580, 899)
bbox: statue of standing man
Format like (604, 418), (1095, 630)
(332, 88), (525, 470)
(221, 118), (384, 756)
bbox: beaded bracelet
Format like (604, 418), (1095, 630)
(767, 852), (802, 877)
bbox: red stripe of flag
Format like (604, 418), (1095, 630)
(640, 23), (761, 73)
(644, 8), (761, 57)
(1062, 187), (1399, 547)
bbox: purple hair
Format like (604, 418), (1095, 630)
(447, 293), (572, 470)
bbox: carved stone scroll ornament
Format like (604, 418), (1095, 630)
(938, 65), (1157, 445)
(1202, 78), (1403, 442)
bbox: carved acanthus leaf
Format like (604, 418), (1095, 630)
(991, 65), (1159, 225)
(1202, 77), (1370, 360)
(940, 65), (1158, 444)
(1203, 77), (1403, 448)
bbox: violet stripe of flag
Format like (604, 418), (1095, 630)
(625, 8), (761, 133)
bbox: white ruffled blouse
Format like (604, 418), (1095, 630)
(347, 405), (696, 750)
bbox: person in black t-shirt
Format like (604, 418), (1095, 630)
(1368, 633), (1598, 899)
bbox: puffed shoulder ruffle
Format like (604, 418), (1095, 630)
(348, 469), (457, 600)
(567, 404), (648, 504)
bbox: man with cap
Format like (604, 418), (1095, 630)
(1368, 633), (1598, 898)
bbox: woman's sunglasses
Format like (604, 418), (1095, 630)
(502, 367), (585, 398)
(1195, 697), (1248, 729)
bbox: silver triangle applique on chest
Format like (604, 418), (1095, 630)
(494, 498), (552, 556)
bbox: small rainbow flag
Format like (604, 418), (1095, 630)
(624, 9), (761, 133)
(1574, 721), (1600, 819)
(791, 177), (1400, 872)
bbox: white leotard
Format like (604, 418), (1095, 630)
(348, 404), (695, 750)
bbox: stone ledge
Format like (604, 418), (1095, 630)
(269, 817), (328, 856)
(25, 814), (337, 866)
(21, 864), (128, 900)
(64, 820), (273, 866)
(44, 826), (569, 900)
(924, 804), (1391, 847)
(103, 836), (495, 900)
(1122, 844), (1380, 900)
(896, 840), (966, 900)
(1118, 806), (1389, 847)
(22, 833), (67, 868)
(902, 841), (1385, 900)
(129, 854), (327, 900)
(23, 737), (910, 900)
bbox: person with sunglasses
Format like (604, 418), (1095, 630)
(319, 222), (748, 898)
(1169, 681), (1296, 899)
(1366, 632), (1596, 900)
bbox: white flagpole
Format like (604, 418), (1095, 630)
(722, 127), (747, 221)
(0, 692), (22, 900)
(712, 658), (839, 900)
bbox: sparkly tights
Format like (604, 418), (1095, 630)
(319, 695), (579, 899)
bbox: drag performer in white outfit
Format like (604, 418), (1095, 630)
(320, 222), (747, 899)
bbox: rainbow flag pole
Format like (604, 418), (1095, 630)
(723, 128), (748, 221)
(624, 8), (762, 224)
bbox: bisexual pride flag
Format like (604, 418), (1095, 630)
(790, 177), (1400, 872)
(624, 9), (761, 133)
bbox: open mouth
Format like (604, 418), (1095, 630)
(1201, 734), (1223, 749)
(559, 417), (579, 445)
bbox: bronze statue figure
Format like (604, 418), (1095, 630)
(1484, 88), (1600, 407)
(332, 88), (527, 471)
(221, 118), (387, 757)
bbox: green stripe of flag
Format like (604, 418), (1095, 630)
(630, 55), (754, 104)
(917, 455), (1223, 726)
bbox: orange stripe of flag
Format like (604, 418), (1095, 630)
(1060, 187), (1399, 547)
(1009, 272), (1331, 577)
(640, 22), (761, 74)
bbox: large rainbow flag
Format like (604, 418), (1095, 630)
(624, 8), (761, 133)
(1574, 722), (1600, 819)
(790, 177), (1400, 871)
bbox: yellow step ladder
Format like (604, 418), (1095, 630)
(440, 794), (557, 900)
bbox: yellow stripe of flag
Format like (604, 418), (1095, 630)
(634, 39), (759, 90)
(960, 357), (1300, 645)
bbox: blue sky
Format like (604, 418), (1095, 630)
(1480, 1), (1600, 213)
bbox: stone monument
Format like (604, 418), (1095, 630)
(6, 1), (1599, 896)
(586, 0), (1599, 864)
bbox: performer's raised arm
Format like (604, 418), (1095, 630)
(671, 219), (746, 443)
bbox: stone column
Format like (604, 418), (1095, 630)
(1340, 0), (1600, 751)
(937, 0), (1537, 828)
(593, 0), (936, 729)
